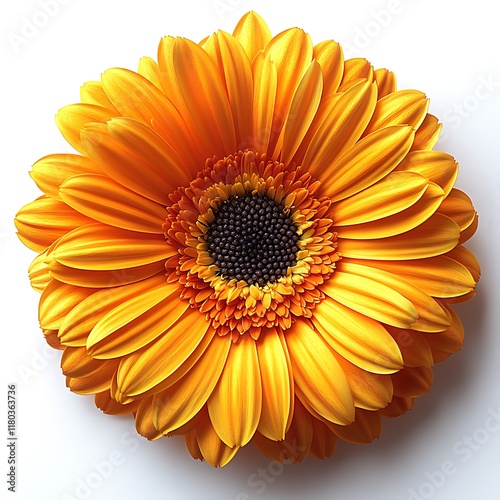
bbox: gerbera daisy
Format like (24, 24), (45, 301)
(15, 11), (480, 467)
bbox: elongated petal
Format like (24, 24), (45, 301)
(313, 40), (344, 96)
(323, 270), (418, 329)
(322, 125), (415, 202)
(87, 283), (187, 359)
(313, 297), (404, 373)
(208, 335), (262, 447)
(135, 398), (162, 440)
(256, 329), (292, 440)
(94, 390), (139, 416)
(438, 188), (476, 232)
(374, 68), (396, 98)
(303, 81), (377, 179)
(173, 37), (236, 156)
(387, 327), (433, 368)
(354, 256), (476, 298)
(67, 360), (118, 395)
(233, 11), (272, 61)
(29, 249), (52, 292)
(56, 104), (116, 153)
(286, 321), (354, 425)
(281, 60), (323, 165)
(53, 223), (175, 270)
(446, 245), (481, 283)
(411, 113), (442, 151)
(308, 418), (337, 460)
(339, 213), (460, 260)
(152, 333), (231, 434)
(137, 56), (163, 90)
(58, 275), (166, 346)
(337, 261), (451, 332)
(101, 68), (205, 168)
(80, 81), (117, 110)
(15, 197), (93, 252)
(397, 150), (458, 197)
(392, 366), (432, 398)
(425, 304), (464, 363)
(333, 171), (429, 226)
(30, 154), (98, 200)
(336, 182), (444, 239)
(363, 90), (429, 136)
(252, 52), (277, 153)
(49, 261), (164, 288)
(60, 173), (166, 234)
(115, 307), (210, 394)
(330, 409), (382, 444)
(39, 280), (96, 330)
(81, 118), (190, 205)
(263, 28), (313, 154)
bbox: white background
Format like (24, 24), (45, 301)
(1, 1), (499, 499)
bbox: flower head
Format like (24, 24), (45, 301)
(15, 12), (480, 466)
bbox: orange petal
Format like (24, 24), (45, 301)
(425, 304), (464, 363)
(94, 390), (139, 416)
(173, 37), (236, 156)
(135, 398), (163, 440)
(53, 222), (176, 270)
(66, 360), (118, 395)
(438, 188), (477, 232)
(411, 113), (442, 151)
(208, 335), (262, 447)
(286, 321), (354, 425)
(137, 56), (163, 90)
(330, 409), (382, 444)
(386, 327), (433, 368)
(373, 68), (396, 98)
(81, 118), (190, 205)
(60, 173), (166, 234)
(392, 366), (432, 398)
(308, 418), (337, 459)
(338, 58), (373, 91)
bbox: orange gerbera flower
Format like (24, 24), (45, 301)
(15, 12), (480, 466)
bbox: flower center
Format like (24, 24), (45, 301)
(205, 192), (299, 287)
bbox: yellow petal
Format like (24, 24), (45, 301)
(313, 40), (344, 96)
(115, 308), (210, 394)
(337, 261), (452, 332)
(15, 197), (93, 253)
(336, 181), (444, 239)
(29, 154), (98, 200)
(87, 282), (187, 359)
(313, 297), (404, 373)
(208, 335), (262, 447)
(53, 222), (176, 270)
(411, 113), (442, 151)
(363, 90), (429, 136)
(374, 68), (396, 98)
(338, 58), (373, 91)
(232, 11), (272, 61)
(66, 360), (118, 395)
(55, 103), (116, 154)
(397, 150), (458, 196)
(60, 173), (166, 234)
(137, 56), (163, 90)
(322, 125), (415, 202)
(322, 269), (418, 329)
(333, 171), (429, 225)
(61, 346), (106, 378)
(256, 329), (292, 440)
(438, 188), (477, 232)
(286, 321), (354, 425)
(354, 256), (476, 298)
(303, 81), (377, 179)
(80, 81), (117, 111)
(152, 333), (231, 434)
(29, 249), (52, 292)
(58, 275), (166, 346)
(94, 390), (139, 416)
(135, 398), (163, 440)
(338, 213), (460, 260)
